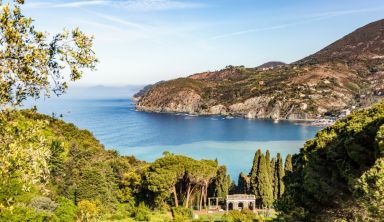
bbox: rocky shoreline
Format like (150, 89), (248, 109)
(135, 101), (334, 127)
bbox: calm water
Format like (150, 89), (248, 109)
(27, 98), (320, 179)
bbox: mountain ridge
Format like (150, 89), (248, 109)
(135, 19), (384, 120)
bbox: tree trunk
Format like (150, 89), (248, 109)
(204, 181), (208, 209)
(199, 185), (204, 211)
(185, 184), (191, 208)
(172, 185), (179, 207)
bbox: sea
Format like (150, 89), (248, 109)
(25, 94), (321, 180)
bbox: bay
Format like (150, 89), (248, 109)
(26, 98), (321, 179)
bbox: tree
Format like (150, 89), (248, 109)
(277, 153), (285, 197)
(265, 150), (271, 178)
(212, 166), (229, 199)
(277, 102), (384, 221)
(229, 180), (237, 195)
(145, 154), (186, 207)
(273, 153), (285, 199)
(285, 154), (293, 173)
(256, 154), (273, 207)
(250, 149), (261, 197)
(270, 157), (276, 200)
(0, 0), (97, 107)
(237, 172), (250, 194)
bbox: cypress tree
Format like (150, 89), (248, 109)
(270, 157), (276, 200)
(256, 154), (274, 207)
(285, 154), (293, 173)
(265, 150), (271, 180)
(273, 157), (279, 200)
(213, 166), (229, 198)
(228, 180), (236, 195)
(250, 149), (261, 197)
(275, 153), (285, 198)
(237, 172), (250, 194)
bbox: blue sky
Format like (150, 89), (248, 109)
(18, 0), (384, 85)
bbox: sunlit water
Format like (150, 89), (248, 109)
(26, 98), (321, 179)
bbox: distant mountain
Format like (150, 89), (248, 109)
(257, 61), (286, 69)
(61, 85), (144, 99)
(135, 19), (384, 120)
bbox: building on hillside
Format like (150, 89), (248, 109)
(226, 194), (256, 212)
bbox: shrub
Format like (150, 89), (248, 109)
(29, 196), (58, 212)
(0, 205), (58, 222)
(171, 207), (193, 221)
(223, 209), (260, 222)
(54, 197), (77, 222)
(132, 202), (151, 221)
(77, 200), (100, 222)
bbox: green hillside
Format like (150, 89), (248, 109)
(278, 102), (384, 221)
(0, 109), (146, 221)
(0, 110), (228, 221)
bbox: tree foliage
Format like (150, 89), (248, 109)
(0, 0), (97, 106)
(278, 102), (384, 221)
(212, 166), (230, 199)
(0, 110), (51, 205)
(237, 172), (250, 194)
(145, 153), (219, 209)
(256, 154), (273, 207)
(273, 153), (285, 200)
(284, 154), (292, 173)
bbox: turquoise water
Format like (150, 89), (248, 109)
(28, 98), (320, 179)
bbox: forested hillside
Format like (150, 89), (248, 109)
(278, 102), (384, 221)
(0, 109), (231, 221)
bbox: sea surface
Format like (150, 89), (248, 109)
(26, 98), (321, 180)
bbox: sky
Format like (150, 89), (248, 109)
(16, 0), (384, 86)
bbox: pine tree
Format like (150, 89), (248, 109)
(284, 154), (293, 173)
(250, 149), (261, 197)
(256, 154), (274, 207)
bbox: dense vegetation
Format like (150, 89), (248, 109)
(277, 102), (384, 221)
(0, 109), (236, 221)
(236, 150), (291, 208)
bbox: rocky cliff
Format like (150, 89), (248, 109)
(136, 19), (384, 120)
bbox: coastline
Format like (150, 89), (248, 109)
(134, 104), (333, 127)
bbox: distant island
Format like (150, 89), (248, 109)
(134, 19), (384, 122)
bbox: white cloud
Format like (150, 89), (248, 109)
(24, 0), (107, 8)
(210, 7), (384, 40)
(115, 0), (204, 11)
(25, 0), (205, 11)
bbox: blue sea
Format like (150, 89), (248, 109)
(27, 98), (321, 180)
